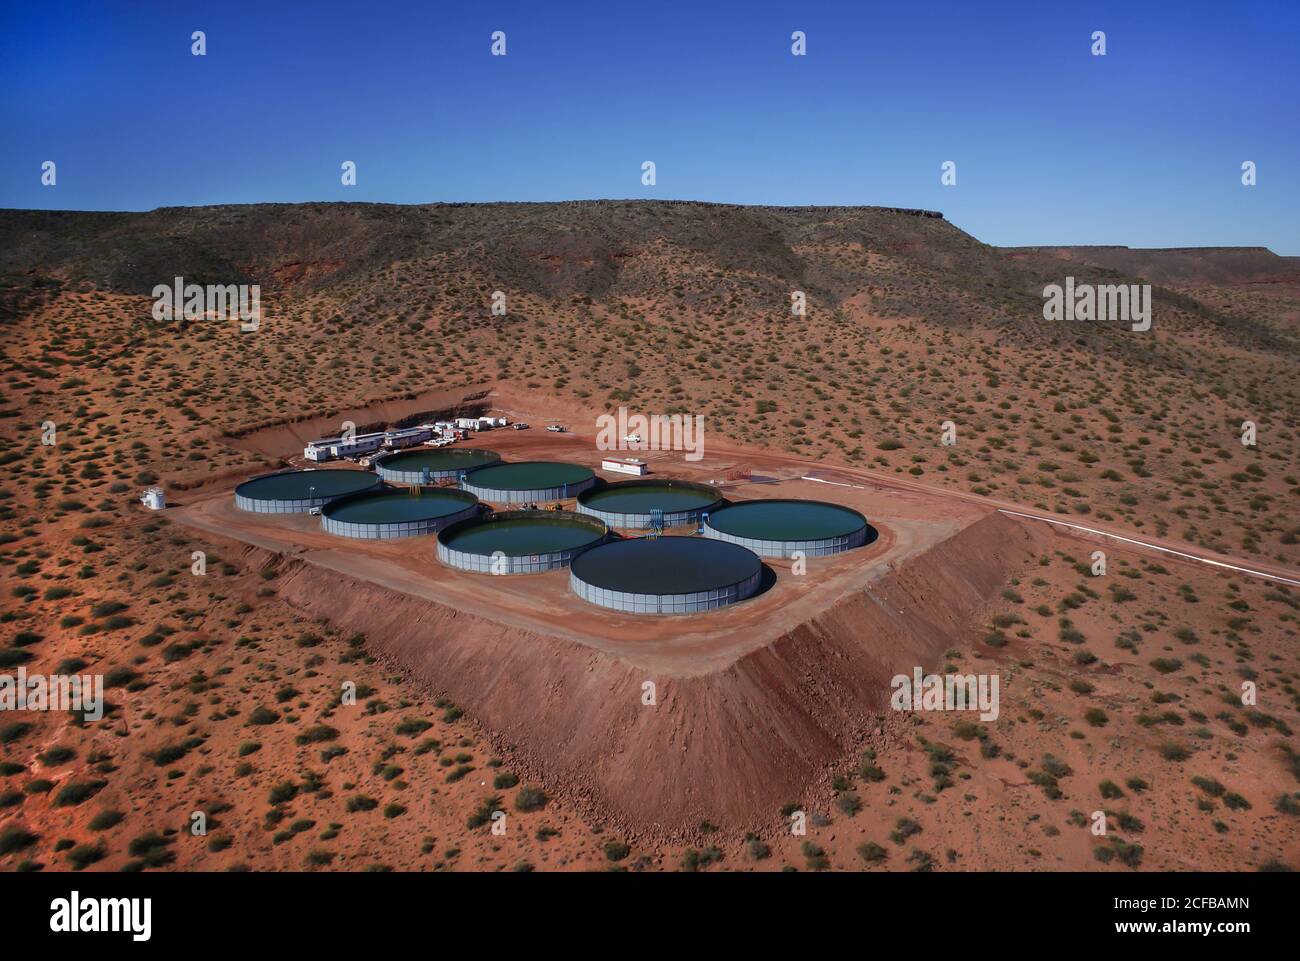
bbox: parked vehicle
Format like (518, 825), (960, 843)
(546, 425), (566, 433)
(512, 423), (530, 430)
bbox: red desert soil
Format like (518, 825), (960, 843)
(160, 413), (1300, 864)
(4, 380), (1299, 873)
(2, 202), (1297, 872)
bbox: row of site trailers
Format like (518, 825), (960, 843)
(303, 418), (509, 462)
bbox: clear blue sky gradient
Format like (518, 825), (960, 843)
(2, 0), (1297, 253)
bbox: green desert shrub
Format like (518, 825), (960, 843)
(514, 786), (547, 812)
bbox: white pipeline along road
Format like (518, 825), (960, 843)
(993, 509), (1300, 588)
(795, 472), (1300, 588)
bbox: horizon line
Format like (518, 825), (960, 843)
(4, 200), (1294, 256)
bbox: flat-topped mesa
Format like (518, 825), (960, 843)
(430, 199), (946, 218)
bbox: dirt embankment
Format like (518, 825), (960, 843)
(221, 383), (492, 457)
(233, 511), (1047, 838)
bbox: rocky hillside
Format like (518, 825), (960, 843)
(1, 201), (1296, 564)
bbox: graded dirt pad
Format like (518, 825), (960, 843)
(173, 438), (1042, 835)
(194, 516), (1042, 836)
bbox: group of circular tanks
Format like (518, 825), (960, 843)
(234, 446), (874, 616)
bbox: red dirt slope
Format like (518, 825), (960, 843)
(249, 511), (1047, 838)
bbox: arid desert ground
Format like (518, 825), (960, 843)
(1, 201), (1297, 872)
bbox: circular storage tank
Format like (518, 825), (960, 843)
(577, 479), (723, 529)
(460, 461), (596, 505)
(702, 499), (870, 557)
(570, 537), (762, 615)
(234, 469), (381, 514)
(375, 447), (500, 484)
(437, 510), (609, 574)
(320, 487), (479, 539)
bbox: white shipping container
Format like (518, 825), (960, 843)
(602, 458), (648, 476)
(383, 427), (433, 448)
(330, 432), (386, 459)
(304, 441), (337, 462)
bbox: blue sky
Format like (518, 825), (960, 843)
(2, 0), (1297, 252)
